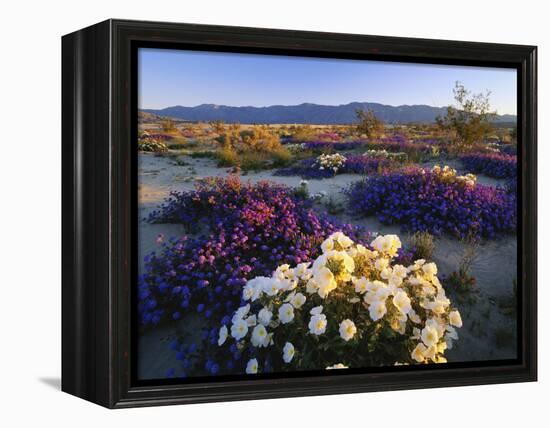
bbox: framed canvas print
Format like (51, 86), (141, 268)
(61, 19), (537, 408)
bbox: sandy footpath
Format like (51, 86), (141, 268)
(137, 152), (517, 378)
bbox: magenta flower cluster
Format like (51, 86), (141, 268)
(346, 167), (517, 239)
(315, 132), (341, 141)
(459, 153), (517, 179)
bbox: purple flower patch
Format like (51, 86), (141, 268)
(346, 167), (517, 239)
(275, 155), (396, 179)
(301, 140), (366, 151)
(139, 176), (371, 327)
(460, 152), (517, 179)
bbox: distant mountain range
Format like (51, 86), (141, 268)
(141, 102), (516, 125)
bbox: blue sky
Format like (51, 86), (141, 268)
(138, 48), (517, 115)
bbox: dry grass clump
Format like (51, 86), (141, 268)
(447, 237), (479, 294)
(409, 231), (435, 261)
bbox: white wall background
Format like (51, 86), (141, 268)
(0, 0), (546, 425)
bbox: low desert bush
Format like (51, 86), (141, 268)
(217, 146), (239, 167)
(270, 147), (292, 167)
(409, 231), (436, 261)
(138, 132), (168, 152)
(290, 125), (317, 142)
(161, 119), (178, 133)
(215, 125), (291, 170)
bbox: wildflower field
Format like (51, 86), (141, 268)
(135, 39), (520, 381)
(137, 117), (518, 380)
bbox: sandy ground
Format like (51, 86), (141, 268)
(137, 152), (517, 379)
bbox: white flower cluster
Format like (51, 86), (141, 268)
(310, 190), (328, 200)
(218, 232), (462, 374)
(314, 153), (347, 173)
(364, 149), (406, 161)
(285, 143), (307, 154)
(365, 149), (391, 157)
(431, 165), (477, 187)
(486, 142), (501, 153)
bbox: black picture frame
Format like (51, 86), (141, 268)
(62, 19), (537, 409)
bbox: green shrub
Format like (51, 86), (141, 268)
(436, 82), (495, 150)
(167, 143), (187, 150)
(185, 139), (199, 149)
(161, 119), (177, 133)
(355, 109), (384, 139)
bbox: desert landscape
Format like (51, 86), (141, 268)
(134, 46), (519, 380)
(136, 98), (518, 379)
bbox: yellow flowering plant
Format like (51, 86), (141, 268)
(431, 164), (477, 187)
(218, 232), (463, 374)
